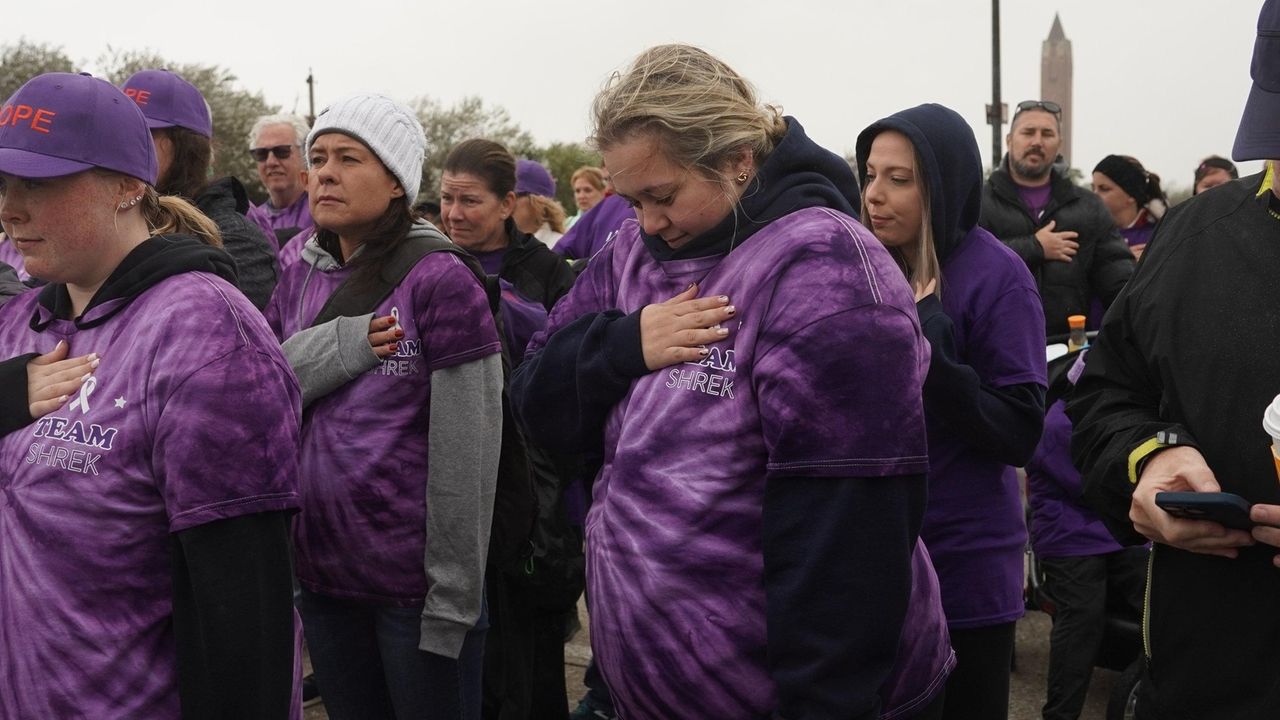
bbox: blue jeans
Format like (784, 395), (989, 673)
(298, 588), (488, 720)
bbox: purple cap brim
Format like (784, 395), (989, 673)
(1233, 83), (1280, 162)
(0, 147), (94, 179)
(142, 116), (178, 131)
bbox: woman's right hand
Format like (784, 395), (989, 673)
(368, 315), (402, 359)
(28, 340), (99, 418)
(639, 283), (735, 371)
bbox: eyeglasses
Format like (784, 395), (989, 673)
(1015, 100), (1062, 116)
(249, 145), (295, 162)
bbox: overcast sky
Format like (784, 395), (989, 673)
(5, 0), (1266, 190)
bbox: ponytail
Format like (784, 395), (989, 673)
(140, 186), (223, 247)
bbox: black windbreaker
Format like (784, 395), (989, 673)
(1068, 171), (1280, 719)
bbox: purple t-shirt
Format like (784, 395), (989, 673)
(248, 192), (314, 251)
(529, 208), (953, 718)
(921, 227), (1046, 629)
(0, 236), (28, 281)
(552, 193), (635, 260)
(497, 279), (547, 367)
(1120, 221), (1155, 249)
(1017, 182), (1053, 223)
(1026, 400), (1128, 558)
(0, 272), (301, 718)
(265, 251), (501, 603)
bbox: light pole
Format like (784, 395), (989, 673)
(989, 0), (1004, 169)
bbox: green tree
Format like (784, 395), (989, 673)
(533, 141), (602, 216)
(414, 95), (537, 203)
(98, 47), (279, 201)
(0, 40), (76, 105)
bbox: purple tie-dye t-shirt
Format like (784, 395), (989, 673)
(265, 250), (501, 603)
(527, 209), (953, 719)
(921, 227), (1046, 629)
(248, 192), (314, 251)
(0, 271), (301, 718)
(276, 229), (312, 270)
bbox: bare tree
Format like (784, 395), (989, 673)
(413, 95), (538, 203)
(97, 47), (279, 201)
(0, 40), (76, 105)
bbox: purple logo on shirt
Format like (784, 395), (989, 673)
(665, 345), (736, 398)
(25, 414), (118, 476)
(370, 305), (423, 376)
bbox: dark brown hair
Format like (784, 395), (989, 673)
(154, 127), (212, 201)
(315, 198), (414, 290)
(443, 138), (516, 197)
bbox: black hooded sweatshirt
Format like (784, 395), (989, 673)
(511, 118), (926, 720)
(0, 236), (293, 720)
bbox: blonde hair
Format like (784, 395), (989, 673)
(141, 186), (223, 247)
(859, 139), (940, 295)
(591, 44), (786, 179)
(571, 166), (606, 191)
(527, 194), (567, 234)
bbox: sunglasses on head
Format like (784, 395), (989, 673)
(249, 145), (295, 162)
(1015, 100), (1062, 116)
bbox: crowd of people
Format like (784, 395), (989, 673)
(0, 4), (1278, 719)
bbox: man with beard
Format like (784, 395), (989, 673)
(979, 101), (1133, 337)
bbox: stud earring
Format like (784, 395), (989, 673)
(129, 197), (139, 206)
(736, 170), (750, 184)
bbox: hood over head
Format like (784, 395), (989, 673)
(856, 103), (982, 263)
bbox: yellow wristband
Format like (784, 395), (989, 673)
(1127, 437), (1169, 485)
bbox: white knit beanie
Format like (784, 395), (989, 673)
(306, 93), (425, 202)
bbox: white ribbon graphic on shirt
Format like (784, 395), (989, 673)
(68, 375), (97, 414)
(390, 306), (401, 331)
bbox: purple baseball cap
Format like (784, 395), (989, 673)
(516, 159), (556, 197)
(1234, 0), (1280, 161)
(120, 69), (213, 138)
(0, 72), (158, 184)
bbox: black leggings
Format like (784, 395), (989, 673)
(940, 622), (1017, 720)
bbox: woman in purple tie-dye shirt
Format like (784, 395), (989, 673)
(0, 72), (300, 719)
(511, 45), (954, 720)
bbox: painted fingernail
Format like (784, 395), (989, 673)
(698, 348), (710, 356)
(718, 295), (729, 303)
(80, 373), (92, 382)
(394, 328), (404, 338)
(87, 353), (99, 362)
(716, 327), (729, 336)
(725, 305), (736, 315)
(57, 395), (68, 404)
(388, 342), (399, 353)
(89, 358), (101, 369)
(687, 283), (698, 291)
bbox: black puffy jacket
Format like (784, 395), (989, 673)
(194, 177), (279, 310)
(979, 162), (1134, 336)
(498, 221), (577, 311)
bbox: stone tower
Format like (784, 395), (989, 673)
(1041, 13), (1073, 167)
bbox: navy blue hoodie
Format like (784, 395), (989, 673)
(855, 104), (1045, 468)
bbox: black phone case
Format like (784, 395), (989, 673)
(1154, 491), (1253, 531)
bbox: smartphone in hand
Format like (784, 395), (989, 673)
(1155, 491), (1254, 531)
